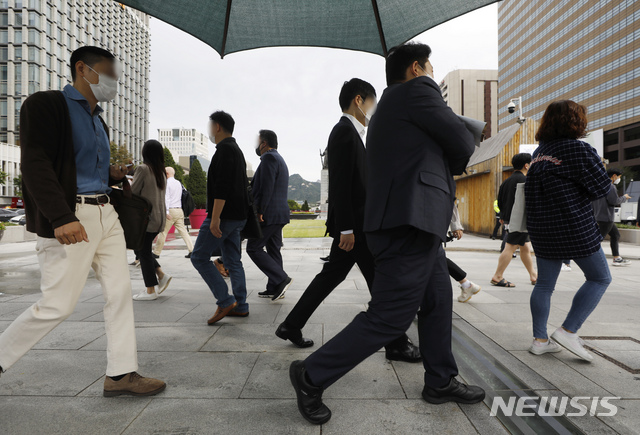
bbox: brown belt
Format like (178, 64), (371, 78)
(76, 195), (110, 205)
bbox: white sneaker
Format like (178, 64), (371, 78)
(457, 282), (481, 303)
(551, 327), (593, 361)
(612, 257), (631, 267)
(528, 338), (563, 355)
(157, 274), (172, 294)
(561, 264), (571, 272)
(133, 290), (158, 301)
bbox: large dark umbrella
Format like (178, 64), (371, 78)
(119, 0), (499, 57)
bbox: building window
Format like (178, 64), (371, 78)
(0, 12), (7, 25)
(624, 126), (640, 142)
(0, 46), (7, 61)
(27, 11), (39, 27)
(604, 131), (619, 147)
(14, 28), (21, 43)
(14, 45), (21, 59)
(624, 146), (640, 161)
(0, 29), (6, 42)
(604, 150), (618, 163)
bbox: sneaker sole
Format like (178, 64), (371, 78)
(272, 279), (293, 302)
(422, 391), (485, 405)
(528, 346), (562, 355)
(258, 294), (274, 298)
(457, 296), (472, 303)
(551, 332), (593, 361)
(157, 276), (172, 295)
(103, 383), (166, 397)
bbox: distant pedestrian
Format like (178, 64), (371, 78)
(449, 205), (481, 303)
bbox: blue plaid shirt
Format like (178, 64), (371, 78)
(524, 139), (611, 259)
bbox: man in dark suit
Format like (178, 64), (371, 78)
(289, 43), (485, 425)
(276, 79), (420, 363)
(246, 129), (292, 301)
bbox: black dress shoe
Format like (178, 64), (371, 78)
(422, 377), (485, 404)
(185, 252), (192, 259)
(289, 360), (331, 425)
(271, 277), (293, 301)
(276, 323), (314, 348)
(385, 340), (422, 363)
(152, 253), (160, 259)
(320, 255), (330, 262)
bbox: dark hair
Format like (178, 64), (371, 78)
(385, 42), (432, 86)
(338, 78), (376, 111)
(70, 46), (115, 81)
(512, 153), (532, 170)
(259, 129), (278, 149)
(607, 168), (623, 177)
(142, 140), (166, 190)
(535, 100), (588, 142)
(209, 111), (235, 135)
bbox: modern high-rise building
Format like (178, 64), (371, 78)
(439, 69), (498, 138)
(498, 0), (640, 170)
(158, 127), (209, 161)
(0, 0), (150, 159)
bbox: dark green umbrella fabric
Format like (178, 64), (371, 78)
(118, 0), (499, 57)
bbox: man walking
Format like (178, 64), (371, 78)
(490, 153), (537, 287)
(153, 166), (194, 259)
(190, 111), (250, 324)
(246, 130), (292, 301)
(0, 46), (165, 397)
(288, 43), (484, 425)
(276, 78), (420, 363)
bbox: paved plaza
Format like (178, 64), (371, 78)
(0, 232), (639, 434)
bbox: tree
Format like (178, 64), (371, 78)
(110, 142), (134, 166)
(301, 200), (310, 211)
(163, 147), (185, 182)
(288, 199), (300, 211)
(13, 174), (22, 198)
(0, 170), (7, 185)
(185, 159), (207, 209)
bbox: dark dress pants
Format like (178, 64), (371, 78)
(284, 231), (409, 349)
(246, 223), (288, 291)
(304, 226), (459, 390)
(134, 231), (160, 288)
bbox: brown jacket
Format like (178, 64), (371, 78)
(20, 90), (121, 238)
(131, 164), (166, 233)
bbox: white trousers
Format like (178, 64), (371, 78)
(153, 208), (194, 254)
(0, 201), (138, 376)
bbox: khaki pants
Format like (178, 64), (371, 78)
(154, 208), (194, 255)
(0, 201), (138, 376)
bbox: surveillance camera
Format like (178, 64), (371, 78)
(508, 101), (516, 114)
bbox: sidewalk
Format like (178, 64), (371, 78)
(0, 232), (638, 434)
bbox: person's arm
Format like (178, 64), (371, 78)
(209, 198), (226, 238)
(408, 79), (475, 175)
(450, 203), (463, 231)
(130, 165), (145, 196)
(576, 146), (612, 201)
(328, 126), (357, 233)
(211, 146), (234, 202)
(253, 153), (277, 219)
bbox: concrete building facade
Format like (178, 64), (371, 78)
(158, 127), (209, 162)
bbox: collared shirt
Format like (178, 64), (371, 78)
(62, 84), (110, 195)
(165, 176), (183, 213)
(342, 113), (366, 140)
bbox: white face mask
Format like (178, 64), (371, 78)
(83, 65), (118, 102)
(614, 178), (621, 185)
(358, 104), (376, 127)
(209, 134), (216, 144)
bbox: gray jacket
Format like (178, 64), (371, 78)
(592, 184), (626, 223)
(131, 163), (166, 233)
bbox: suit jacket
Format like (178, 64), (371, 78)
(326, 117), (367, 238)
(252, 149), (290, 225)
(364, 76), (475, 241)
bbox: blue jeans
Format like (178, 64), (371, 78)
(530, 247), (611, 339)
(191, 218), (248, 311)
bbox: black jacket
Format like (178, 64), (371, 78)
(498, 171), (526, 224)
(20, 90), (120, 238)
(326, 117), (367, 238)
(252, 149), (290, 225)
(364, 76), (475, 240)
(207, 137), (249, 221)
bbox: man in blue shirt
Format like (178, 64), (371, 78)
(0, 46), (165, 397)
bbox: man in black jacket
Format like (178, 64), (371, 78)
(289, 43), (484, 425)
(0, 46), (165, 397)
(276, 79), (420, 363)
(191, 111), (250, 324)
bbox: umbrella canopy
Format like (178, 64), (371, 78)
(118, 0), (499, 57)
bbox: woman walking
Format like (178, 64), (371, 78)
(525, 100), (612, 361)
(132, 140), (172, 301)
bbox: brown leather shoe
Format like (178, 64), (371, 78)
(207, 301), (238, 325)
(103, 372), (166, 397)
(213, 259), (230, 277)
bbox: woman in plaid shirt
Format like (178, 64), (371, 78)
(525, 100), (612, 362)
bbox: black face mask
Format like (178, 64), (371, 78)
(256, 145), (262, 157)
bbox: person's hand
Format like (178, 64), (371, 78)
(339, 233), (355, 252)
(258, 214), (264, 222)
(110, 164), (128, 181)
(166, 213), (172, 220)
(453, 229), (463, 240)
(54, 221), (89, 245)
(209, 216), (222, 238)
(624, 194), (631, 200)
(499, 219), (504, 225)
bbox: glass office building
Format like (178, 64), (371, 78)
(0, 0), (150, 160)
(498, 0), (640, 169)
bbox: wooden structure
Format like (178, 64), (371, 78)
(454, 118), (539, 235)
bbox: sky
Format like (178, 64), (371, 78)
(147, 3), (499, 182)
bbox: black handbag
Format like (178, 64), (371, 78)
(241, 183), (263, 240)
(109, 178), (153, 251)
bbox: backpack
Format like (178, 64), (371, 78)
(181, 185), (196, 217)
